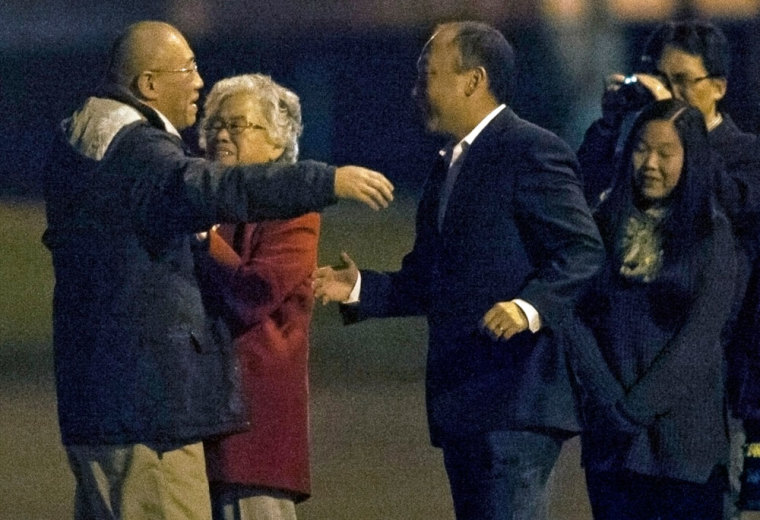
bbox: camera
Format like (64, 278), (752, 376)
(601, 74), (658, 125)
(614, 75), (657, 112)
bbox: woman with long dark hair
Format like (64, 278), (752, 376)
(572, 99), (736, 519)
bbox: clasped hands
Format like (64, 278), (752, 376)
(312, 252), (359, 305)
(312, 252), (529, 341)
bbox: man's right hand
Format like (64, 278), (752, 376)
(334, 166), (394, 210)
(312, 252), (359, 305)
(605, 73), (671, 100)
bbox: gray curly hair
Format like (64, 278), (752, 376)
(198, 73), (303, 164)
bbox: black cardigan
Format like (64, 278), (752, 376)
(569, 210), (736, 483)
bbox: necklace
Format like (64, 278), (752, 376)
(707, 112), (723, 132)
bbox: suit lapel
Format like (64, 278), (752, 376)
(420, 151), (449, 235)
(439, 108), (517, 231)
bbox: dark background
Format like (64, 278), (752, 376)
(3, 3), (760, 198)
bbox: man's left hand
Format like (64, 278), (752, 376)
(480, 301), (528, 341)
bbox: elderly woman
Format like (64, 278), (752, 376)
(195, 74), (319, 520)
(570, 99), (736, 519)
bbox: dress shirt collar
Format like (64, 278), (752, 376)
(439, 104), (506, 165)
(152, 109), (181, 138)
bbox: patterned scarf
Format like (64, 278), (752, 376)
(618, 206), (667, 282)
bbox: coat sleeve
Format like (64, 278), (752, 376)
(714, 147), (760, 239)
(340, 177), (439, 324)
(109, 125), (336, 237)
(577, 80), (655, 207)
(342, 255), (430, 323)
(619, 215), (737, 426)
(214, 214), (320, 329)
(577, 118), (620, 207)
(512, 133), (605, 330)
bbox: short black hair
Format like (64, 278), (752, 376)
(640, 20), (730, 78)
(440, 21), (516, 104)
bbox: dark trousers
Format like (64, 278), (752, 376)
(585, 467), (727, 520)
(441, 429), (564, 520)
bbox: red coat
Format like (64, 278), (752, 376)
(202, 212), (320, 500)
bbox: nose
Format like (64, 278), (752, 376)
(212, 128), (231, 141)
(192, 68), (204, 90)
(643, 151), (658, 169)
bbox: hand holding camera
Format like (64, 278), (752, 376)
(601, 73), (671, 126)
(607, 73), (671, 100)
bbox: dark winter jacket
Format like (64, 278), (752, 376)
(42, 87), (336, 445)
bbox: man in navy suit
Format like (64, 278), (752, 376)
(313, 21), (604, 520)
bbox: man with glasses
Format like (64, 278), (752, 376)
(42, 20), (393, 519)
(579, 20), (757, 209)
(577, 19), (760, 519)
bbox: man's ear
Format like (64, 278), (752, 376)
(464, 66), (487, 96)
(712, 77), (728, 103)
(135, 72), (159, 101)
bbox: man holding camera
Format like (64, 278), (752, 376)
(579, 20), (758, 208)
(577, 19), (760, 520)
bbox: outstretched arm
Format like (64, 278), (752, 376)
(119, 127), (394, 236)
(335, 167), (394, 210)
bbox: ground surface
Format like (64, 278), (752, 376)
(1, 197), (592, 519)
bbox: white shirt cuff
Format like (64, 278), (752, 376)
(513, 299), (541, 333)
(345, 271), (362, 304)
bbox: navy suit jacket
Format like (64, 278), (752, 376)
(343, 108), (604, 445)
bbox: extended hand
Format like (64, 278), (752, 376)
(312, 252), (359, 305)
(334, 166), (394, 210)
(480, 301), (528, 341)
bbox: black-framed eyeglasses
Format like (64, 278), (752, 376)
(655, 70), (715, 90)
(148, 62), (199, 75)
(203, 119), (267, 135)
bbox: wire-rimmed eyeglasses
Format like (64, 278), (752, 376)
(655, 70), (715, 90)
(203, 119), (267, 136)
(148, 62), (199, 75)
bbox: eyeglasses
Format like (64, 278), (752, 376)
(655, 70), (715, 90)
(203, 119), (267, 135)
(148, 62), (199, 75)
